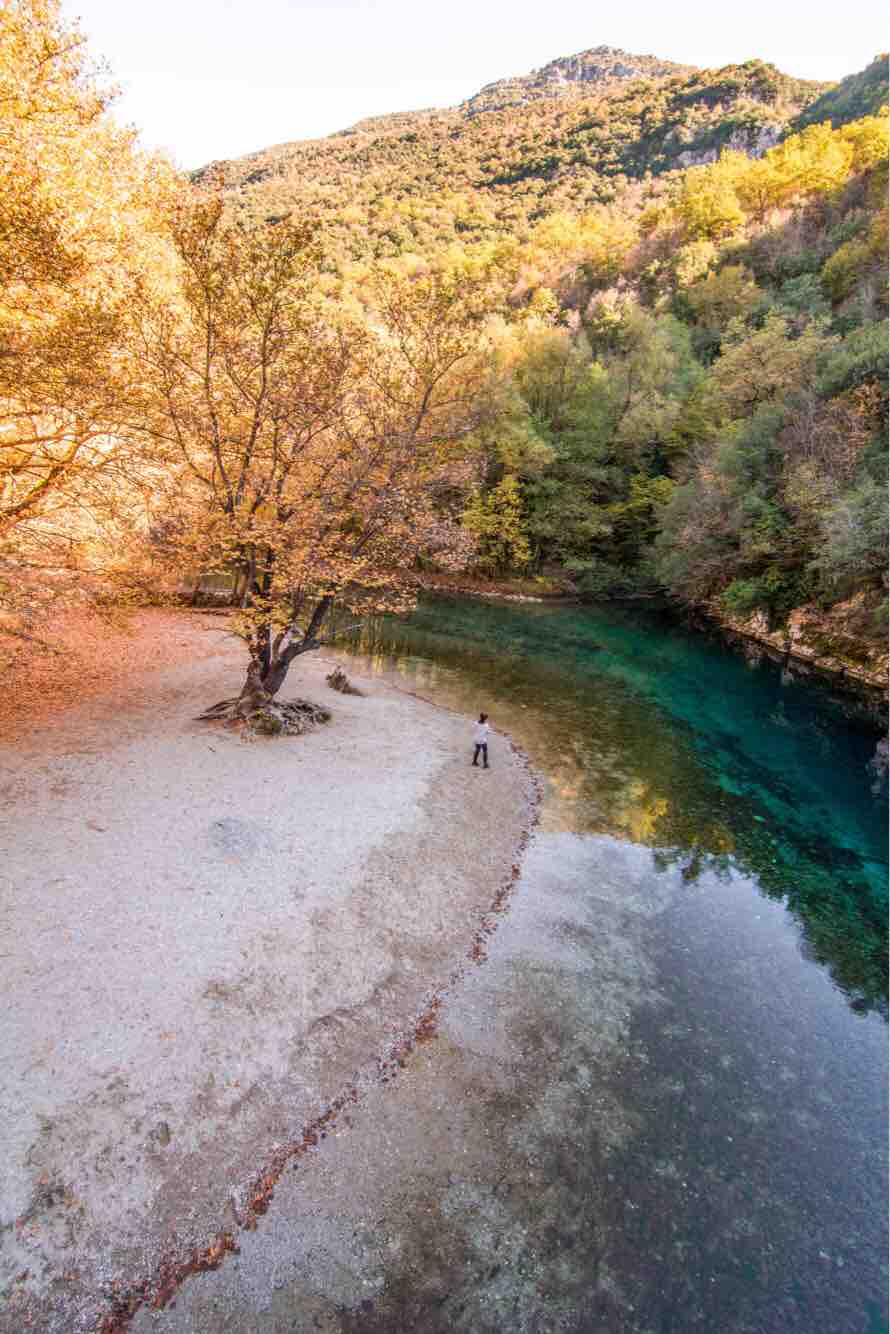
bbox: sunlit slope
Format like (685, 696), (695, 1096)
(195, 48), (832, 260)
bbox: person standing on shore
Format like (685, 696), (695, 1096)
(472, 712), (491, 769)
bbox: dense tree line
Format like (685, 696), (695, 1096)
(1, 0), (887, 714)
(456, 113), (889, 640)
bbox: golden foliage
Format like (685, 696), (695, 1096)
(133, 197), (492, 692)
(0, 5), (885, 682)
(0, 0), (179, 650)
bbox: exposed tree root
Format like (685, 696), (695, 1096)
(196, 694), (331, 737)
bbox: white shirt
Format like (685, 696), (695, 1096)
(474, 721), (491, 744)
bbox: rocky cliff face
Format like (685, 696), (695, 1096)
(708, 592), (888, 703)
(673, 123), (783, 168)
(462, 45), (693, 116)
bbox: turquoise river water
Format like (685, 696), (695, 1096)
(338, 596), (888, 1334)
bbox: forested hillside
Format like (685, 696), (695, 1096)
(198, 49), (830, 270)
(794, 53), (889, 130)
(201, 48), (888, 667)
(1, 1), (887, 696)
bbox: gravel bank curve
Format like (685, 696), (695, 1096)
(0, 612), (536, 1333)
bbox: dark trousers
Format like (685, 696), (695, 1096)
(473, 743), (489, 768)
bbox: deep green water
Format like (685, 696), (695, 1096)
(332, 596), (890, 1333)
(346, 596), (888, 1016)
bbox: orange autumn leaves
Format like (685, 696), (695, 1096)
(0, 1), (487, 667)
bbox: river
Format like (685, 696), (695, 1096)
(334, 596), (888, 1334)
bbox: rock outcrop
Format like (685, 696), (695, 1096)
(709, 592), (888, 700)
(462, 45), (693, 116)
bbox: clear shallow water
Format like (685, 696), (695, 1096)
(335, 596), (888, 1332)
(344, 597), (888, 1016)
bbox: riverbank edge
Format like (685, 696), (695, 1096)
(413, 577), (888, 712)
(4, 632), (541, 1334)
(93, 737), (542, 1334)
(413, 572), (577, 605)
(694, 599), (889, 709)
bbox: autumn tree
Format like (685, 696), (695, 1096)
(704, 314), (835, 421)
(678, 264), (764, 361)
(135, 198), (490, 729)
(0, 0), (175, 653)
(676, 153), (747, 240)
(462, 475), (530, 574)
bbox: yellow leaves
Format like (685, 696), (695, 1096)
(526, 287), (558, 320)
(763, 122), (855, 201)
(0, 0), (184, 648)
(639, 201), (670, 236)
(820, 237), (872, 303)
(624, 473), (676, 515)
(517, 206), (638, 297)
(735, 156), (779, 220)
(839, 112), (889, 171)
(462, 475), (530, 574)
(759, 114), (887, 203)
(683, 264), (762, 326)
(577, 209), (638, 278)
(672, 239), (717, 287)
(673, 113), (888, 243)
(0, 0), (106, 126)
(0, 6), (177, 319)
(135, 204), (492, 633)
(614, 783), (669, 844)
(676, 155), (747, 240)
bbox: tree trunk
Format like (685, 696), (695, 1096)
(230, 566), (249, 607)
(237, 658), (272, 712)
(253, 592), (334, 699)
(196, 595), (335, 735)
(257, 657), (290, 699)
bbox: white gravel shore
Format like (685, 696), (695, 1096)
(0, 611), (533, 1333)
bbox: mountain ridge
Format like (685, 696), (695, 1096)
(197, 44), (832, 169)
(460, 44), (696, 116)
(193, 45), (849, 266)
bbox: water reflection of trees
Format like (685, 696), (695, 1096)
(652, 846), (887, 1017)
(343, 605), (887, 1017)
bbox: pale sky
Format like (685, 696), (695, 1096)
(61, 0), (888, 170)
